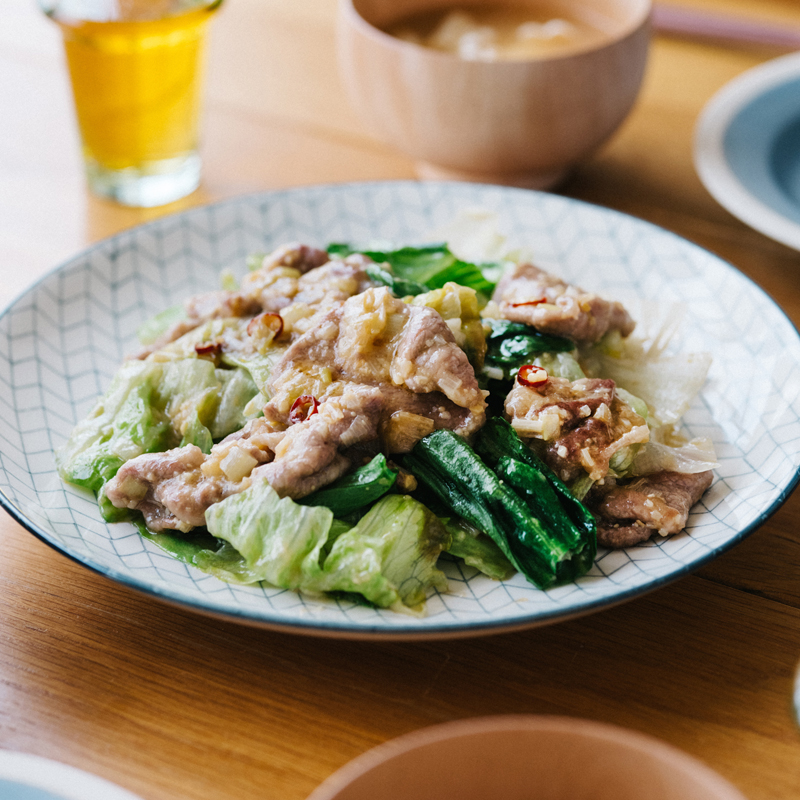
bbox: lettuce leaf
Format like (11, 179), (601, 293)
(442, 517), (515, 581)
(137, 304), (186, 345)
(198, 480), (449, 611)
(583, 320), (712, 427)
(56, 360), (172, 495)
(202, 476), (334, 588)
(329, 242), (498, 298)
(412, 282), (486, 370)
(631, 436), (720, 476)
(212, 367), (260, 437)
(317, 494), (450, 611)
(57, 359), (259, 517)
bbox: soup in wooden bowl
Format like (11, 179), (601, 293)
(337, 0), (651, 188)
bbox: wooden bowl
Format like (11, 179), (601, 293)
(337, 0), (651, 188)
(307, 715), (747, 800)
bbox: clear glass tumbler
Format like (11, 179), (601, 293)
(40, 0), (222, 207)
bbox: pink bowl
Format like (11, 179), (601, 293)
(307, 715), (747, 800)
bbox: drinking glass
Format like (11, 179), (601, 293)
(40, 0), (222, 207)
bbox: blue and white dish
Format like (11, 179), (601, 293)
(1, 181), (799, 639)
(695, 51), (800, 251)
(0, 751), (142, 800)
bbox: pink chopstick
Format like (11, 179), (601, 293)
(652, 4), (800, 49)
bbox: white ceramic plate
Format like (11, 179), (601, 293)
(0, 751), (142, 800)
(695, 51), (800, 250)
(1, 181), (798, 639)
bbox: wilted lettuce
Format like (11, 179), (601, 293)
(202, 476), (334, 587)
(442, 517), (515, 581)
(317, 494), (450, 610)
(57, 359), (259, 519)
(198, 478), (450, 612)
(328, 242), (499, 299)
(56, 361), (171, 496)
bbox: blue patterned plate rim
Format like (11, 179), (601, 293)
(695, 51), (800, 251)
(1, 180), (798, 640)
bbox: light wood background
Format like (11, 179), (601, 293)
(2, 1), (800, 798)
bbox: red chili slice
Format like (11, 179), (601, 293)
(517, 364), (548, 387)
(511, 297), (548, 307)
(247, 312), (284, 339)
(289, 395), (320, 424)
(195, 341), (222, 358)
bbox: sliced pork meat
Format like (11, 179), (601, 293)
(248, 242), (330, 275)
(595, 521), (659, 549)
(276, 254), (378, 337)
(134, 291), (264, 358)
(505, 375), (649, 482)
(134, 244), (363, 358)
(239, 243), (331, 313)
(105, 445), (241, 532)
(265, 287), (487, 449)
(104, 418), (276, 532)
(493, 262), (635, 343)
(293, 255), (375, 308)
(593, 470), (714, 547)
(258, 386), (384, 498)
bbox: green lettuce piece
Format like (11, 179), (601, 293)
(202, 476), (333, 587)
(412, 283), (486, 370)
(211, 367), (259, 437)
(194, 541), (279, 585)
(58, 359), (259, 518)
(616, 386), (649, 420)
(154, 358), (258, 445)
(329, 242), (497, 298)
(56, 360), (172, 495)
(180, 410), (214, 453)
(364, 264), (428, 297)
(317, 494), (450, 611)
(442, 517), (515, 581)
(198, 482), (449, 611)
(221, 348), (285, 413)
(137, 304), (186, 346)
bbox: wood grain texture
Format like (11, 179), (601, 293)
(2, 1), (800, 799)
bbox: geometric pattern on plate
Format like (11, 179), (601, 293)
(1, 181), (798, 638)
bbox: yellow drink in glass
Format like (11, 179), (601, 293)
(42, 0), (222, 207)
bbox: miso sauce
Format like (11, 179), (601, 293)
(386, 4), (613, 61)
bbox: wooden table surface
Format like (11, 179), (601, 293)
(3, 0), (800, 798)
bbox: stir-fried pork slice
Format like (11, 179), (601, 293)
(259, 387), (383, 498)
(265, 287), (487, 449)
(239, 243), (331, 313)
(133, 244), (338, 358)
(105, 418), (276, 532)
(593, 470), (714, 547)
(493, 262), (635, 343)
(294, 255), (375, 307)
(277, 255), (377, 337)
(505, 376), (648, 482)
(134, 291), (264, 359)
(104, 389), (386, 528)
(249, 242), (330, 275)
